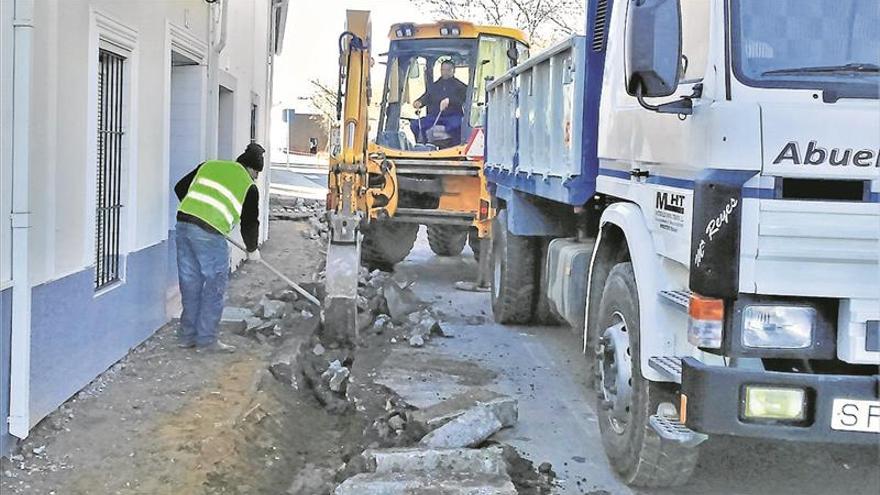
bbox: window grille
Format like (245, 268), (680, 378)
(95, 49), (125, 289)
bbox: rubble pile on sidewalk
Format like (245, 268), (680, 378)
(267, 197), (329, 240)
(222, 264), (555, 494)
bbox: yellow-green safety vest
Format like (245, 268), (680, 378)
(178, 160), (254, 235)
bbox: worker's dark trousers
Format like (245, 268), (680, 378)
(175, 221), (230, 346)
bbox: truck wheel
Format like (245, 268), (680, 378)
(467, 228), (481, 261)
(490, 209), (536, 324)
(361, 221), (419, 270)
(594, 262), (698, 487)
(427, 225), (468, 256)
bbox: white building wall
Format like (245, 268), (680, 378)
(23, 0), (275, 286)
(0, 0), (13, 287)
(1, 0), (284, 456)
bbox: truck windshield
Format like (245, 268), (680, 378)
(731, 0), (880, 95)
(376, 38), (477, 151)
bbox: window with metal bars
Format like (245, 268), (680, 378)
(95, 49), (125, 289)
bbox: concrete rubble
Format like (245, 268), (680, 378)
(322, 360), (350, 393)
(257, 296), (286, 319)
(419, 405), (504, 449)
(221, 263), (548, 495)
(335, 446), (518, 495)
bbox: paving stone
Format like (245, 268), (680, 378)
(221, 306), (254, 322)
(334, 471), (517, 495)
(363, 447), (508, 477)
(419, 405), (503, 449)
(413, 391), (518, 429)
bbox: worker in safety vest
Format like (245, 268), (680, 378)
(173, 143), (264, 352)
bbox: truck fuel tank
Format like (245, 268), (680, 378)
(546, 238), (596, 329)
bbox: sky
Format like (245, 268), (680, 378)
(273, 0), (431, 113)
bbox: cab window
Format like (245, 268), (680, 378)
(471, 36), (528, 127)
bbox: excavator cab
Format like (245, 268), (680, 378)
(377, 26), (528, 152)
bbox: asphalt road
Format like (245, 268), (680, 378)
(277, 166), (880, 495)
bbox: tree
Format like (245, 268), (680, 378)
(411, 0), (585, 49)
(307, 78), (339, 124)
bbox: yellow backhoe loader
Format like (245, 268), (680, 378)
(324, 10), (527, 340)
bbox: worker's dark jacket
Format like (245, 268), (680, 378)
(416, 77), (468, 116)
(175, 162), (260, 251)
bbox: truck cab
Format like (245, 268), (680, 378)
(484, 0), (879, 487)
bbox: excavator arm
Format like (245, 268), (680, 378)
(324, 10), (397, 342)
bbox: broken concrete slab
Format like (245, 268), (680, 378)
(411, 390), (518, 429)
(258, 296), (287, 319)
(244, 317), (264, 332)
(383, 280), (425, 324)
(363, 446), (508, 477)
(334, 471), (517, 495)
(221, 306), (254, 322)
(419, 405), (503, 449)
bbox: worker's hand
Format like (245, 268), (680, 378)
(412, 99), (423, 110)
(248, 249), (261, 262)
(439, 98), (450, 111)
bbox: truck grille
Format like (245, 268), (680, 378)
(747, 199), (880, 299)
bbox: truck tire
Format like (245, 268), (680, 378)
(361, 221), (419, 270)
(467, 228), (481, 261)
(427, 225), (468, 256)
(490, 209), (537, 324)
(593, 262), (698, 487)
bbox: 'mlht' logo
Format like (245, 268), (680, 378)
(773, 141), (879, 167)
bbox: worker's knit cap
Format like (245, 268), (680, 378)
(237, 142), (265, 172)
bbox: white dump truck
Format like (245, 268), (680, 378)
(484, 0), (880, 487)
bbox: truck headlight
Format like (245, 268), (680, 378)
(742, 306), (815, 349)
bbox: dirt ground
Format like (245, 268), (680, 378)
(0, 202), (365, 495)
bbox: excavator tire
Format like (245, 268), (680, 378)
(427, 225), (468, 257)
(361, 221), (419, 270)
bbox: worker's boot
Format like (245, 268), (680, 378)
(197, 340), (236, 354)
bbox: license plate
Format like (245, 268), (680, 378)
(830, 399), (880, 433)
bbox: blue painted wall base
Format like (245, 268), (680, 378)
(1, 240), (172, 457)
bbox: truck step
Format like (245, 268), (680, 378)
(649, 356), (683, 383)
(649, 414), (708, 448)
(659, 290), (691, 312)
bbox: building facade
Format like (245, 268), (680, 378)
(0, 0), (289, 456)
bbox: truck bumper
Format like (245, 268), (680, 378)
(681, 357), (880, 444)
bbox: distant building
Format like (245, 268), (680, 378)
(0, 0), (289, 456)
(289, 112), (329, 154)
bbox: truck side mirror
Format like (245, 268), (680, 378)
(624, 0), (682, 98)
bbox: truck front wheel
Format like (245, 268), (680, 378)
(490, 209), (536, 324)
(593, 262), (699, 487)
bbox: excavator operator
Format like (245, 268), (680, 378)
(410, 59), (467, 146)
